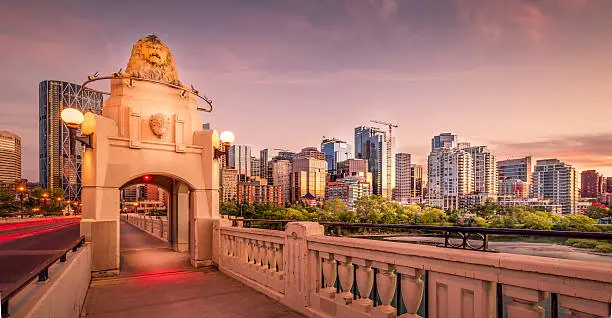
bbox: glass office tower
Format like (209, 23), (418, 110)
(39, 80), (104, 200)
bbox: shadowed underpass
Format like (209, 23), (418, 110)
(82, 220), (303, 318)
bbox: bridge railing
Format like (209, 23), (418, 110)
(0, 235), (86, 317)
(215, 218), (612, 318)
(121, 213), (168, 241)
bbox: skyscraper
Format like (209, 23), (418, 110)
(428, 147), (473, 210)
(39, 80), (103, 200)
(0, 131), (21, 185)
(581, 170), (603, 198)
(463, 146), (497, 195)
(355, 126), (393, 197)
(394, 153), (411, 202)
(532, 159), (578, 214)
(320, 137), (352, 174)
(227, 145), (252, 176)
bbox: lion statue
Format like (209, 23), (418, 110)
(125, 35), (182, 86)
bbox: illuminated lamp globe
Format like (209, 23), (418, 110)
(61, 108), (85, 129)
(219, 131), (235, 147)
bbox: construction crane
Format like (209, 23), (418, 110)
(370, 120), (399, 199)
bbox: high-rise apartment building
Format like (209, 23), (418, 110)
(431, 133), (457, 150)
(0, 131), (21, 185)
(581, 170), (603, 198)
(355, 126), (393, 197)
(227, 145), (252, 176)
(292, 147), (327, 202)
(220, 168), (238, 203)
(237, 176), (283, 206)
(532, 159), (578, 214)
(428, 147), (473, 210)
(39, 80), (103, 200)
(321, 137), (352, 174)
(325, 177), (371, 210)
(607, 177), (612, 193)
(394, 153), (411, 202)
(463, 146), (497, 195)
(269, 158), (292, 205)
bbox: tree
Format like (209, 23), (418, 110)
(418, 207), (447, 225)
(323, 198), (355, 222)
(470, 198), (500, 219)
(521, 211), (554, 230)
(559, 215), (600, 232)
(585, 206), (608, 220)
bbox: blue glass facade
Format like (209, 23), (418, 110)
(354, 126), (386, 196)
(39, 80), (103, 200)
(320, 138), (352, 173)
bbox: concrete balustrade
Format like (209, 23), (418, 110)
(217, 225), (286, 295)
(214, 221), (612, 318)
(121, 213), (168, 241)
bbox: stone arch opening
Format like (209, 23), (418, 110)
(119, 174), (194, 254)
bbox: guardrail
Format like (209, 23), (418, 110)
(0, 235), (85, 317)
(121, 213), (169, 241)
(237, 218), (612, 251)
(216, 218), (612, 318)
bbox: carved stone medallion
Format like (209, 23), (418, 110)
(149, 113), (169, 138)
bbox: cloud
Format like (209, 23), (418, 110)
(455, 0), (549, 44)
(491, 133), (612, 172)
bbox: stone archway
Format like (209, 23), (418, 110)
(79, 35), (221, 274)
(120, 174), (193, 253)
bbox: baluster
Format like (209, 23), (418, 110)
(224, 235), (230, 256)
(252, 240), (259, 266)
(354, 258), (374, 312)
(504, 286), (546, 318)
(335, 255), (354, 305)
(320, 252), (338, 298)
(398, 267), (424, 318)
(374, 264), (397, 318)
(258, 241), (265, 269)
(247, 239), (254, 264)
(275, 244), (283, 273)
(260, 242), (269, 271)
(267, 242), (276, 272)
(241, 238), (248, 263)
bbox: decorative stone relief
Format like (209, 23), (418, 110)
(149, 113), (169, 138)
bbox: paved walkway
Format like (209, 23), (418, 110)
(83, 221), (303, 318)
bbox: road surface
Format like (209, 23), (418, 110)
(0, 218), (80, 294)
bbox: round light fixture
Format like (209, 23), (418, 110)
(219, 131), (235, 146)
(60, 108), (85, 129)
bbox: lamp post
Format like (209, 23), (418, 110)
(17, 185), (25, 214)
(60, 107), (94, 154)
(42, 192), (48, 210)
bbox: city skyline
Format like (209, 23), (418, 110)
(2, 1), (612, 180)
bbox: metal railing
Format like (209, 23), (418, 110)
(235, 218), (612, 251)
(0, 235), (86, 317)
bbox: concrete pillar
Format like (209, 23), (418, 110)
(80, 185), (120, 273)
(171, 180), (190, 253)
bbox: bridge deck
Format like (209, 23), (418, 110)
(83, 221), (303, 317)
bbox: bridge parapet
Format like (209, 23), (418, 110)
(215, 221), (612, 318)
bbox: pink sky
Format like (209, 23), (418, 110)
(1, 0), (611, 181)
